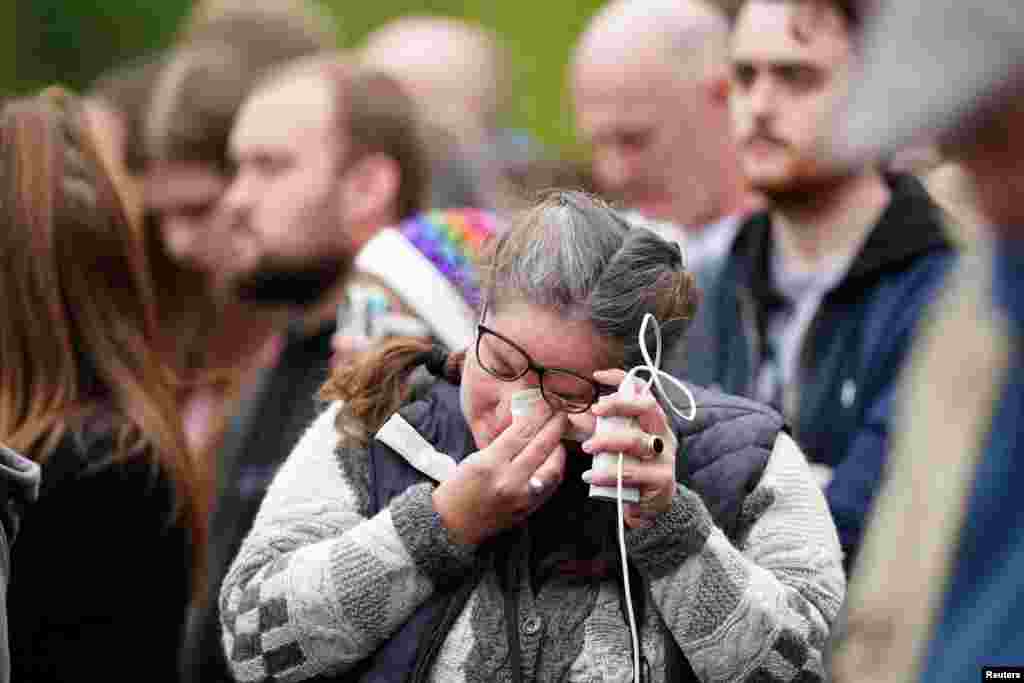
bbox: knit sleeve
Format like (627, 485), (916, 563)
(219, 402), (476, 683)
(627, 433), (845, 682)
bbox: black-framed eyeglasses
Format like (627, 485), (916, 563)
(475, 322), (608, 413)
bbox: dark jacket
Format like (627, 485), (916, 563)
(339, 380), (786, 683)
(7, 424), (191, 682)
(0, 445), (39, 683)
(181, 322), (336, 683)
(681, 173), (955, 569)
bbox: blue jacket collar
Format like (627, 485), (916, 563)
(729, 172), (952, 306)
(993, 239), (1024, 335)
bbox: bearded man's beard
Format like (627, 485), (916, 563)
(233, 253), (354, 308)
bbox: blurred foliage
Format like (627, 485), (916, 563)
(10, 1), (191, 95)
(7, 0), (607, 150)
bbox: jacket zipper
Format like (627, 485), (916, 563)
(785, 303), (828, 442)
(736, 287), (763, 398)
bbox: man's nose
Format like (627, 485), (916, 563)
(748, 76), (780, 119)
(161, 216), (200, 263)
(594, 147), (636, 193)
(218, 172), (253, 228)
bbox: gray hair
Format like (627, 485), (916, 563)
(482, 191), (699, 367)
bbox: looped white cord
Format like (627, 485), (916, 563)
(617, 313), (696, 683)
(623, 313), (697, 422)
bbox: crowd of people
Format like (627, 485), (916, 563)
(0, 0), (1021, 681)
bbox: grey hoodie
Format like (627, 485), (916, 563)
(0, 444), (40, 683)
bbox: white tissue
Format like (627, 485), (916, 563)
(509, 388), (544, 418)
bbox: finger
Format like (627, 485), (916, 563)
(592, 389), (657, 417)
(593, 368), (627, 387)
(566, 411), (596, 442)
(623, 507), (656, 530)
(592, 391), (672, 441)
(581, 426), (660, 460)
(585, 461), (651, 489)
(624, 503), (659, 521)
(526, 443), (567, 504)
(589, 458), (674, 490)
(508, 413), (567, 479)
(488, 401), (555, 461)
(531, 442), (567, 487)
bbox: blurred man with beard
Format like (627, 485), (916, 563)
(139, 12), (331, 678)
(196, 55), (431, 683)
(682, 0), (956, 572)
(216, 53), (429, 532)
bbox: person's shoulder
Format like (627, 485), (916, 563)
(39, 422), (175, 517)
(0, 443), (39, 547)
(713, 210), (772, 283)
(860, 245), (957, 337)
(687, 384), (784, 427)
(674, 385), (786, 533)
(0, 444), (39, 508)
(676, 384), (786, 459)
(855, 173), (958, 285)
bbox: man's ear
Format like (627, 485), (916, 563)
(338, 153), (401, 226)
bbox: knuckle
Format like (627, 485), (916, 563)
(492, 478), (517, 503)
(632, 432), (648, 453)
(511, 419), (541, 441)
(461, 461), (488, 480)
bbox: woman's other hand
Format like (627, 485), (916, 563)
(432, 405), (567, 546)
(581, 368), (678, 529)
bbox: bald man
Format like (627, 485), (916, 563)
(362, 17), (519, 210)
(362, 16), (505, 151)
(573, 0), (756, 282)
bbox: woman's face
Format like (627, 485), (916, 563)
(461, 301), (616, 449)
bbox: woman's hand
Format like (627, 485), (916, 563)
(579, 369), (678, 529)
(432, 405), (567, 546)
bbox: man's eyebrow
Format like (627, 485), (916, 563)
(730, 57), (816, 68)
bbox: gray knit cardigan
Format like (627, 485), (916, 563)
(221, 403), (844, 682)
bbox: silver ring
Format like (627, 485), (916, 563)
(528, 477), (545, 495)
(645, 434), (665, 456)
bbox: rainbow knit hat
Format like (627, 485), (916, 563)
(397, 209), (498, 310)
(353, 208), (500, 350)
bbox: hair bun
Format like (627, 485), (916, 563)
(423, 345), (450, 378)
(654, 268), (700, 327)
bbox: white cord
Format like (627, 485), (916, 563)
(613, 314), (697, 683)
(617, 451), (641, 683)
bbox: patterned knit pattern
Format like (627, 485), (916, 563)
(633, 435), (844, 682)
(220, 408), (844, 683)
(398, 209), (499, 311)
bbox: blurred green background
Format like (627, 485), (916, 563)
(8, 0), (608, 151)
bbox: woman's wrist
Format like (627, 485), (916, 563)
(392, 483), (479, 586)
(626, 484), (713, 574)
(431, 482), (485, 547)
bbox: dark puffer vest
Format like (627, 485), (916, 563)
(332, 380), (786, 682)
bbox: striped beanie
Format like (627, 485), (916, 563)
(397, 209), (498, 310)
(352, 208), (500, 350)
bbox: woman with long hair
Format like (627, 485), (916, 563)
(220, 191), (844, 683)
(0, 88), (206, 681)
